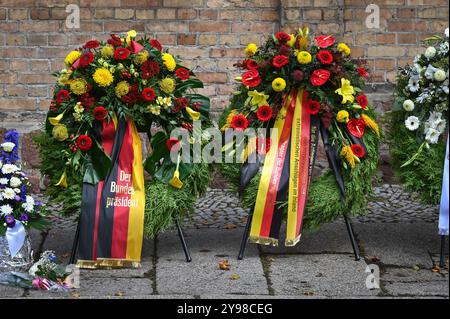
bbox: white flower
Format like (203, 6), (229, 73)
(1, 164), (19, 175)
(13, 188), (20, 194)
(425, 127), (440, 144)
(0, 204), (13, 216)
(402, 99), (415, 111)
(25, 195), (35, 205)
(0, 178), (8, 185)
(2, 188), (16, 200)
(445, 27), (449, 38)
(22, 202), (34, 213)
(405, 116), (420, 131)
(425, 64), (438, 80)
(434, 69), (447, 81)
(1, 142), (16, 153)
(424, 46), (436, 59)
(443, 79), (449, 94)
(9, 176), (22, 188)
(435, 119), (447, 133)
(407, 77), (420, 92)
(428, 111), (442, 124)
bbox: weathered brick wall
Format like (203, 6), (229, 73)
(0, 0), (448, 188)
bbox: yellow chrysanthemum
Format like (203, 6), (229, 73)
(93, 68), (114, 87)
(340, 145), (356, 169)
(336, 110), (350, 123)
(361, 114), (380, 137)
(101, 45), (114, 59)
(64, 50), (81, 66)
(335, 78), (355, 104)
(70, 78), (87, 95)
(337, 43), (351, 56)
(58, 70), (72, 86)
(115, 81), (130, 98)
(221, 109), (237, 131)
(245, 43), (258, 57)
(159, 77), (176, 94)
(248, 90), (270, 107)
(52, 124), (68, 142)
(272, 77), (286, 92)
(297, 51), (312, 64)
(162, 53), (176, 72)
(134, 50), (149, 65)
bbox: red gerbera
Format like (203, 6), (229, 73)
(310, 69), (331, 86)
(357, 67), (368, 78)
(114, 47), (131, 60)
(140, 60), (160, 79)
(256, 137), (271, 155)
(245, 59), (259, 70)
(78, 52), (94, 68)
(76, 135), (93, 152)
(83, 40), (100, 49)
(107, 34), (122, 47)
(93, 106), (107, 121)
(317, 50), (333, 65)
(56, 89), (69, 105)
(175, 68), (190, 80)
(150, 39), (163, 51)
(356, 94), (369, 109)
(315, 35), (335, 48)
(351, 144), (365, 158)
(231, 114), (249, 131)
(242, 70), (261, 88)
(347, 118), (366, 138)
(166, 138), (181, 152)
(272, 55), (289, 68)
(141, 87), (156, 102)
(275, 31), (291, 43)
(307, 100), (321, 115)
(256, 105), (273, 122)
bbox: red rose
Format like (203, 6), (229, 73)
(245, 59), (259, 70)
(347, 118), (366, 138)
(56, 89), (69, 105)
(272, 55), (289, 68)
(175, 68), (190, 80)
(231, 114), (249, 131)
(114, 47), (131, 60)
(307, 100), (321, 115)
(174, 97), (189, 112)
(256, 137), (271, 155)
(317, 50), (333, 65)
(140, 60), (160, 79)
(107, 34), (122, 47)
(93, 106), (107, 121)
(83, 40), (100, 49)
(357, 67), (368, 78)
(242, 69), (261, 88)
(76, 135), (93, 152)
(141, 87), (156, 102)
(78, 52), (94, 68)
(80, 93), (95, 108)
(351, 144), (365, 158)
(310, 69), (331, 86)
(275, 31), (291, 43)
(150, 39), (162, 51)
(315, 35), (335, 48)
(356, 94), (368, 109)
(166, 138), (181, 152)
(256, 105), (273, 122)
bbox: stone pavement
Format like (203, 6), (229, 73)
(1, 184), (449, 299)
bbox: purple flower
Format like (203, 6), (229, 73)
(4, 214), (16, 228)
(14, 195), (21, 202)
(19, 213), (29, 222)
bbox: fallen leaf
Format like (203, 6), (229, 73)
(412, 265), (420, 271)
(371, 256), (380, 263)
(71, 291), (80, 298)
(431, 265), (441, 273)
(224, 223), (237, 230)
(230, 274), (240, 280)
(114, 291), (125, 297)
(303, 291), (314, 296)
(219, 260), (230, 270)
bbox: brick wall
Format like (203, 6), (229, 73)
(0, 0), (448, 188)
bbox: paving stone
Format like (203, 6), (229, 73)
(75, 277), (153, 298)
(0, 285), (25, 298)
(156, 228), (268, 296)
(383, 281), (449, 297)
(268, 254), (378, 297)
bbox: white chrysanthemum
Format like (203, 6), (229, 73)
(0, 178), (8, 185)
(425, 127), (440, 144)
(434, 69), (447, 81)
(22, 202), (34, 213)
(1, 142), (15, 152)
(424, 47), (436, 59)
(2, 188), (16, 200)
(0, 204), (13, 216)
(405, 116), (420, 131)
(1, 163), (19, 175)
(9, 176), (22, 188)
(25, 195), (35, 205)
(403, 99), (415, 111)
(407, 77), (420, 92)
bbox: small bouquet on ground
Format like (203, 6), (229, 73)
(29, 251), (74, 292)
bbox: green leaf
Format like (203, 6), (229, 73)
(175, 78), (204, 94)
(144, 131), (169, 175)
(186, 93), (211, 115)
(90, 137), (112, 181)
(83, 161), (100, 184)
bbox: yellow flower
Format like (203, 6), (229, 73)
(64, 50), (81, 66)
(272, 77), (286, 92)
(159, 77), (176, 94)
(248, 90), (270, 107)
(340, 145), (356, 169)
(115, 81), (130, 98)
(48, 113), (64, 126)
(52, 124), (68, 141)
(297, 51), (312, 64)
(287, 34), (296, 47)
(186, 106), (201, 121)
(169, 170), (183, 189)
(221, 109), (237, 131)
(335, 78), (355, 104)
(101, 45), (114, 59)
(93, 68), (114, 87)
(74, 102), (84, 114)
(162, 53), (176, 72)
(245, 43), (258, 57)
(70, 78), (87, 95)
(298, 26), (309, 50)
(127, 29), (137, 38)
(336, 110), (350, 123)
(58, 70), (72, 86)
(55, 170), (68, 188)
(149, 104), (161, 116)
(337, 43), (351, 56)
(361, 114), (380, 137)
(134, 50), (149, 65)
(156, 96), (172, 109)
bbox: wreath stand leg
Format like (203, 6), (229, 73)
(238, 208), (254, 260)
(176, 218), (192, 263)
(439, 235), (447, 268)
(344, 216), (360, 261)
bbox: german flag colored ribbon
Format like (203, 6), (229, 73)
(77, 116), (145, 269)
(250, 89), (312, 247)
